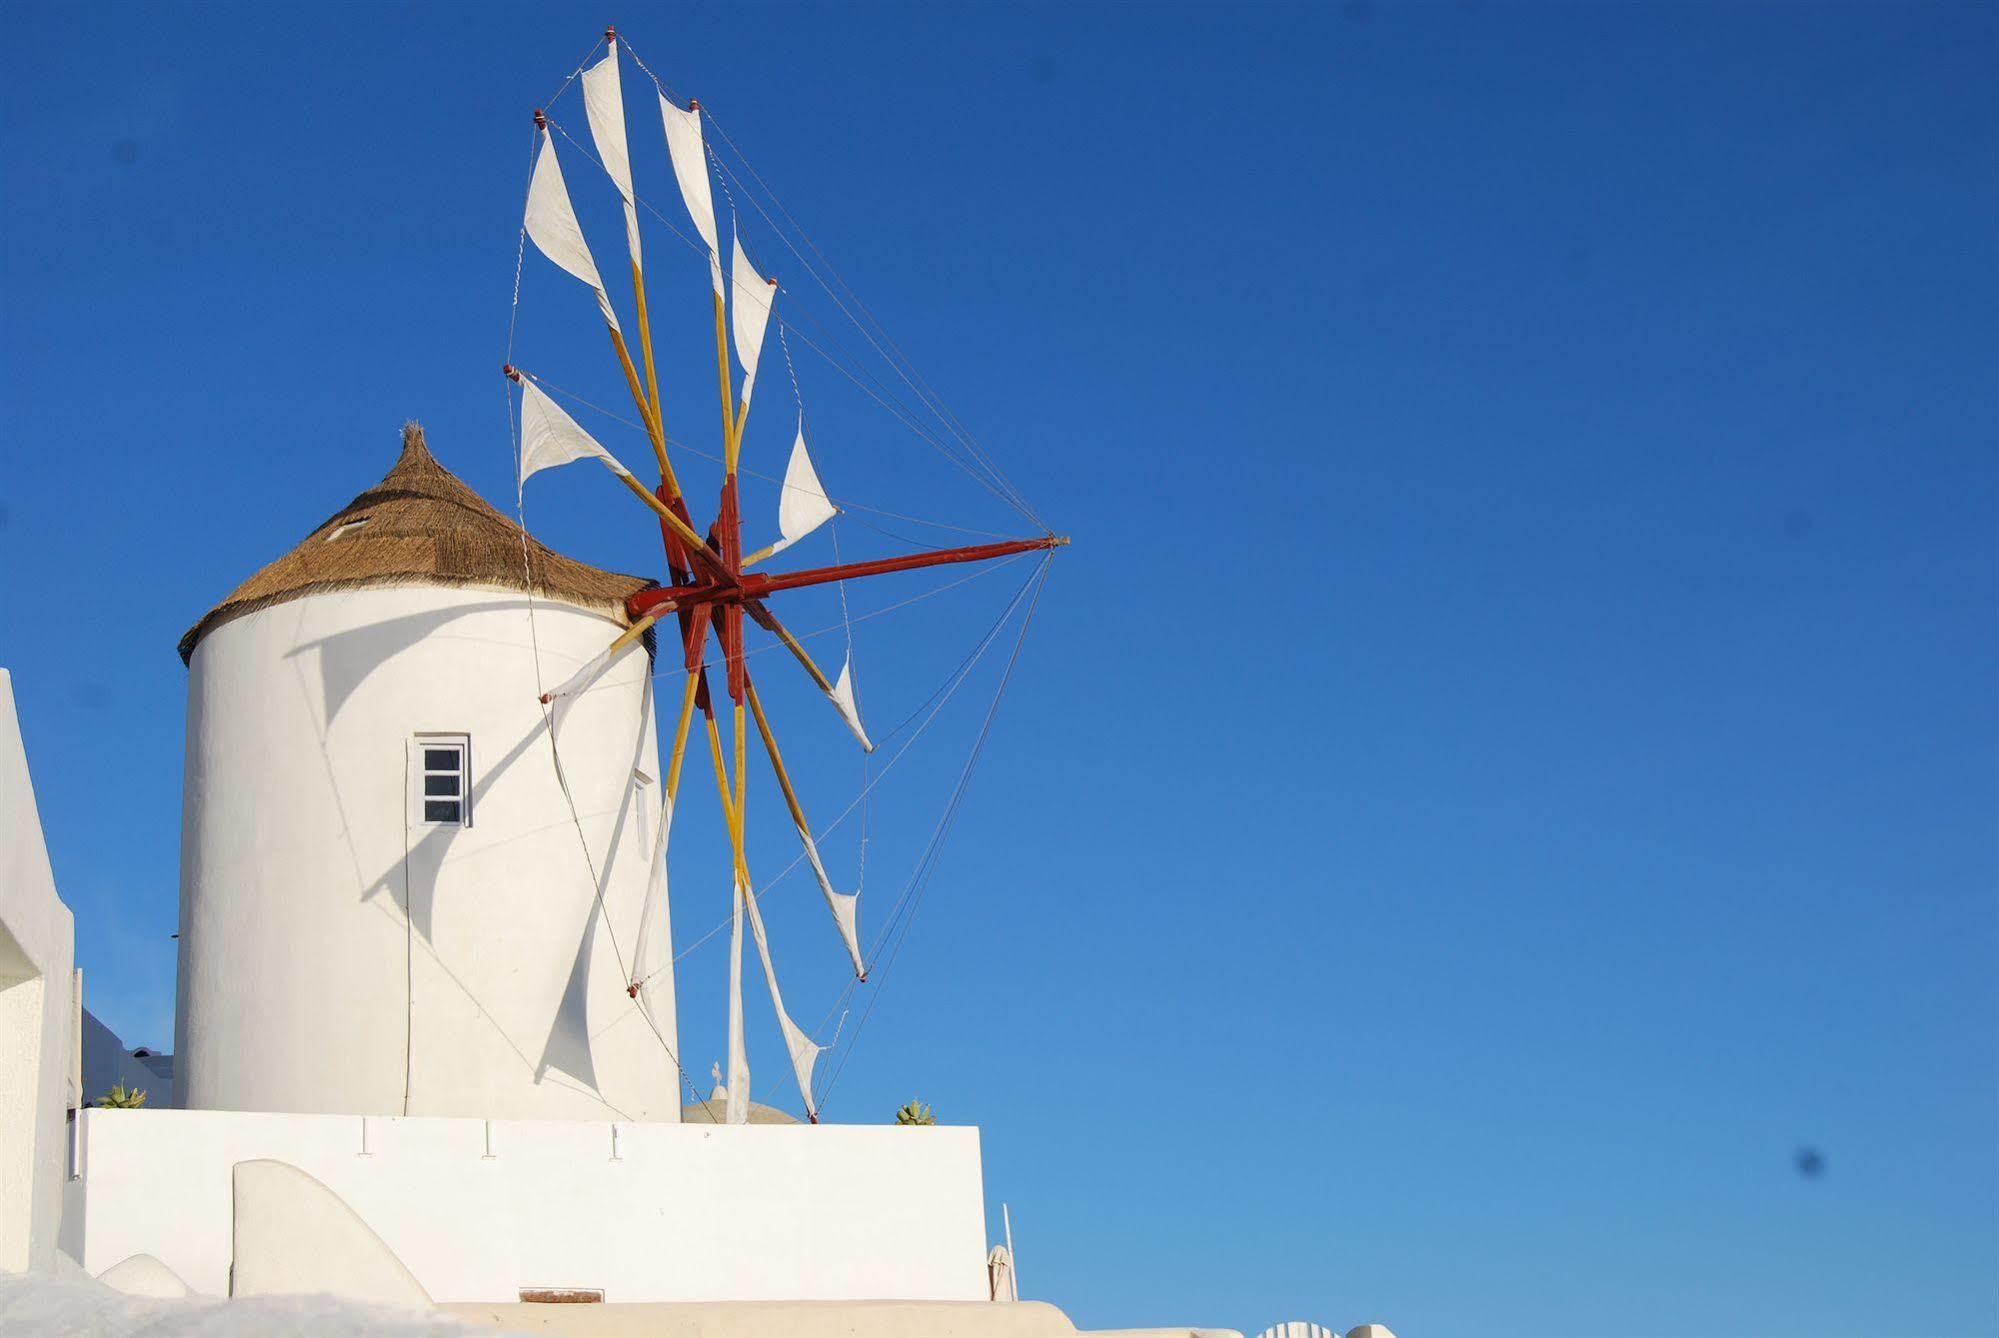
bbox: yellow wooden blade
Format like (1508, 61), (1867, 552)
(666, 670), (700, 802)
(627, 257), (673, 490)
(744, 680), (811, 839)
(743, 603), (833, 695)
(712, 290), (739, 478)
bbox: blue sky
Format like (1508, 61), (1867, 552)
(4, 2), (1994, 1334)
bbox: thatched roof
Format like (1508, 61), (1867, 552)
(179, 424), (655, 663)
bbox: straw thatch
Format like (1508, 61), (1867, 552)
(178, 423), (656, 663)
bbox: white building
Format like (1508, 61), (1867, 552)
(172, 423), (676, 1124)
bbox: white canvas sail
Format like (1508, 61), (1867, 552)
(827, 654), (873, 752)
(540, 642), (620, 706)
(768, 422), (837, 556)
(517, 376), (633, 485)
(739, 878), (823, 1120)
(580, 40), (642, 265)
(630, 791), (674, 1032)
(524, 128), (621, 332)
(539, 628), (643, 742)
(730, 227), (776, 415)
(800, 830), (864, 977)
(725, 879), (749, 1124)
(659, 95), (724, 298)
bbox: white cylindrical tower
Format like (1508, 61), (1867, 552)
(172, 426), (680, 1122)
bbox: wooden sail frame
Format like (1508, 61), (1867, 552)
(517, 31), (1065, 1120)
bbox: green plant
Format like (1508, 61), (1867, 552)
(895, 1099), (935, 1126)
(93, 1083), (148, 1109)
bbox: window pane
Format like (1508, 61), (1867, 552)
(424, 748), (461, 773)
(423, 775), (459, 797)
(424, 800), (462, 824)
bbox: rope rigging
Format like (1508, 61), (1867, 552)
(699, 113), (1044, 528)
(750, 553), (1047, 1115)
(816, 554), (1053, 1114)
(654, 552), (1048, 972)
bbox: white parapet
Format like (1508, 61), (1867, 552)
(62, 1108), (991, 1304)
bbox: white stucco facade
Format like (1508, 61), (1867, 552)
(174, 585), (678, 1124)
(61, 1109), (991, 1304)
(0, 669), (78, 1273)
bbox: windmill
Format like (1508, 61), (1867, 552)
(503, 29), (1065, 1124)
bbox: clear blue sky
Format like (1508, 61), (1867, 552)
(3, 3), (1994, 1334)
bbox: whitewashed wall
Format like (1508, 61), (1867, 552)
(0, 669), (77, 1273)
(63, 1109), (990, 1303)
(174, 586), (678, 1123)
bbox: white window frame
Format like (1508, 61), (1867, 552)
(411, 733), (472, 828)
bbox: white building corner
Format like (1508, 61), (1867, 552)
(0, 668), (79, 1274)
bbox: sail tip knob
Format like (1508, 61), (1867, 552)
(604, 24), (617, 40)
(502, 362), (520, 381)
(533, 107), (548, 130)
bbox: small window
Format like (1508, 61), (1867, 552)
(327, 517), (371, 541)
(412, 735), (471, 827)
